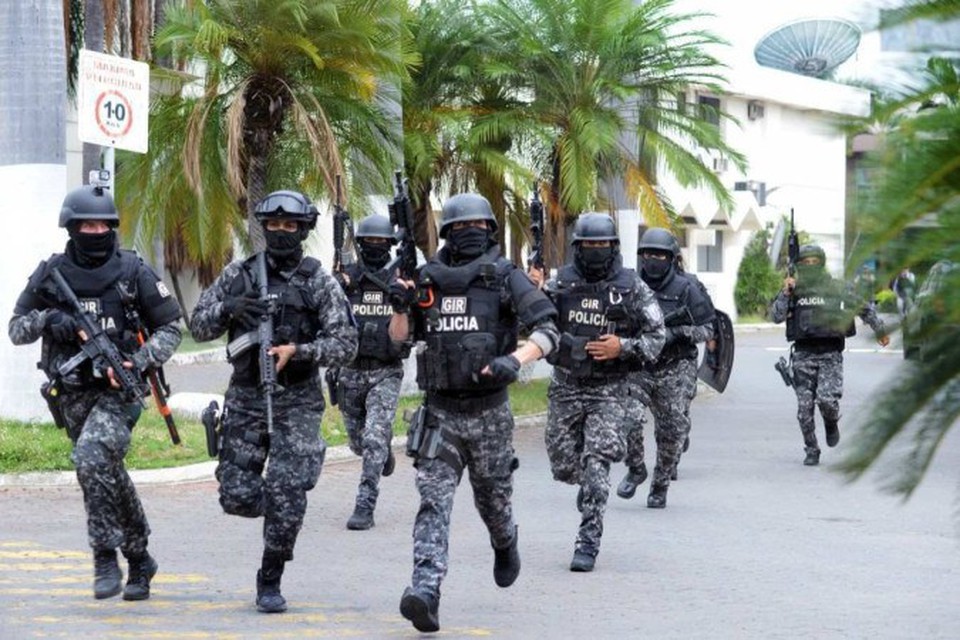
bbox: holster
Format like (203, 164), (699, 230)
(775, 356), (794, 387)
(201, 400), (222, 457)
(325, 367), (340, 406)
(405, 404), (428, 458)
(40, 380), (66, 430)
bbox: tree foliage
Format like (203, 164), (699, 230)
(734, 228), (780, 318)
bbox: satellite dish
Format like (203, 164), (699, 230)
(754, 18), (861, 78)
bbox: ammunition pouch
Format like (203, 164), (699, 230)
(548, 332), (629, 380)
(416, 332), (500, 392)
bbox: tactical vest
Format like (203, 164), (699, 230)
(415, 257), (517, 392)
(343, 263), (404, 365)
(37, 250), (143, 386)
(546, 265), (637, 379)
(786, 280), (856, 344)
(652, 270), (712, 361)
(227, 255), (323, 386)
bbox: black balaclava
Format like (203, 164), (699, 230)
(575, 244), (616, 282)
(67, 225), (117, 266)
(264, 224), (306, 267)
(359, 241), (391, 270)
(447, 225), (492, 264)
(641, 254), (673, 286)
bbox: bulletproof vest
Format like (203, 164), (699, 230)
(415, 255), (517, 392)
(343, 263), (401, 364)
(546, 264), (637, 379)
(228, 255), (323, 386)
(35, 250), (142, 385)
(786, 277), (855, 344)
(652, 270), (710, 361)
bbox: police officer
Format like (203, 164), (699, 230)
(392, 193), (558, 633)
(617, 227), (715, 508)
(188, 190), (357, 613)
(771, 244), (889, 465)
(542, 213), (664, 572)
(333, 214), (410, 530)
(8, 185), (182, 601)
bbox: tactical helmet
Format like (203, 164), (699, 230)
(254, 190), (318, 230)
(355, 214), (397, 243)
(638, 227), (677, 256)
(571, 213), (619, 243)
(438, 193), (498, 239)
(798, 244), (826, 264)
(58, 185), (119, 228)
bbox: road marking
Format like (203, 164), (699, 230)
(0, 550), (87, 559)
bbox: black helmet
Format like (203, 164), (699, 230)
(254, 190), (318, 230)
(638, 227), (677, 256)
(438, 193), (498, 239)
(572, 213), (619, 243)
(59, 185), (119, 228)
(798, 244), (825, 264)
(355, 214), (397, 243)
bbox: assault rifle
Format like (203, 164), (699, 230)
(50, 268), (150, 406)
(528, 183), (545, 271)
(256, 252), (280, 435)
(332, 175), (350, 275)
(388, 171), (418, 281)
(787, 208), (799, 280)
(117, 283), (181, 445)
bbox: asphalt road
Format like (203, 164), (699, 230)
(1, 326), (958, 639)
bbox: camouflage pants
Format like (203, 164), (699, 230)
(628, 358), (698, 488)
(791, 349), (843, 455)
(622, 372), (650, 472)
(339, 363), (403, 511)
(545, 373), (626, 557)
(216, 380), (326, 560)
(411, 399), (516, 598)
(60, 389), (149, 556)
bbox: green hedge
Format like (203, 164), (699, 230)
(735, 228), (782, 318)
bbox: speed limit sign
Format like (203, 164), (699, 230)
(78, 51), (149, 153)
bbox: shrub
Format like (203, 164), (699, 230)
(735, 228), (782, 318)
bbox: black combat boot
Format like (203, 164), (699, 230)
(647, 483), (668, 509)
(400, 586), (440, 633)
(382, 448), (396, 477)
(824, 419), (840, 447)
(616, 463), (648, 499)
(346, 505), (375, 531)
(492, 526), (520, 588)
(803, 450), (820, 466)
(122, 552), (158, 601)
(93, 549), (122, 599)
(255, 552), (287, 613)
(569, 549), (596, 572)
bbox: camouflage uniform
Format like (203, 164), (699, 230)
(625, 268), (714, 502)
(771, 274), (885, 459)
(544, 260), (663, 560)
(189, 254), (357, 560)
(8, 247), (181, 561)
(407, 244), (558, 603)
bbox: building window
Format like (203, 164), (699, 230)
(698, 95), (721, 128)
(697, 231), (723, 272)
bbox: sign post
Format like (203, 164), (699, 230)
(78, 50), (150, 154)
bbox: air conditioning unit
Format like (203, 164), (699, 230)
(712, 156), (729, 172)
(747, 100), (765, 121)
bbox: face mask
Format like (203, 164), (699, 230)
(642, 257), (672, 282)
(447, 226), (490, 260)
(576, 246), (615, 281)
(264, 229), (302, 259)
(797, 264), (825, 283)
(69, 228), (116, 261)
(360, 243), (391, 269)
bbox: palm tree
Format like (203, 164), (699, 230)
(483, 0), (746, 265)
(836, 1), (960, 498)
(128, 0), (407, 257)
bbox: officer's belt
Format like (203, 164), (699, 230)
(552, 368), (623, 386)
(426, 388), (508, 413)
(347, 356), (397, 371)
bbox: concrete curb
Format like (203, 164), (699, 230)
(0, 412), (549, 488)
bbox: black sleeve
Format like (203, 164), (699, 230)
(506, 264), (557, 328)
(136, 264), (183, 329)
(13, 262), (52, 315)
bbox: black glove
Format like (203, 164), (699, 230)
(663, 326), (679, 346)
(484, 355), (522, 386)
(389, 281), (416, 313)
(45, 310), (79, 343)
(222, 291), (269, 326)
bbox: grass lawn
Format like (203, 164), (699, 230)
(0, 378), (549, 474)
